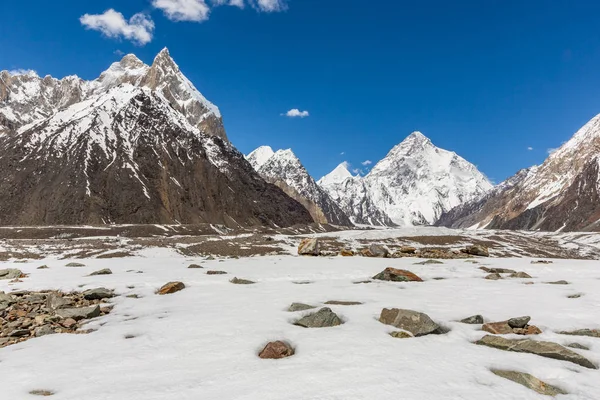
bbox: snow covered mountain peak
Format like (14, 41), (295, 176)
(318, 162), (354, 186)
(246, 145), (275, 169)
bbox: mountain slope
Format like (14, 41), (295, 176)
(437, 114), (600, 231)
(1, 49), (226, 141)
(0, 52), (312, 227)
(318, 163), (395, 226)
(247, 147), (353, 226)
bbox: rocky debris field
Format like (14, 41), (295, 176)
(1, 229), (600, 399)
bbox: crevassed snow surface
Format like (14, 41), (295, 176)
(1, 247), (599, 399)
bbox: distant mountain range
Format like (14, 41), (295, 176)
(3, 49), (599, 232)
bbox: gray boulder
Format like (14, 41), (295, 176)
(460, 315), (484, 324)
(369, 244), (390, 258)
(288, 303), (316, 312)
(379, 308), (440, 336)
(294, 307), (343, 328)
(83, 288), (114, 300)
(34, 325), (56, 337)
(491, 370), (566, 396)
(46, 294), (72, 310)
(476, 335), (597, 369)
(560, 329), (600, 338)
(298, 238), (319, 256)
(56, 305), (101, 321)
(65, 262), (86, 267)
(90, 268), (112, 276)
(508, 316), (531, 329)
(0, 269), (23, 280)
(465, 245), (489, 257)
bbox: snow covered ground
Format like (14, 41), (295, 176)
(1, 244), (600, 399)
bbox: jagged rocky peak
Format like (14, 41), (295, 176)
(1, 48), (227, 141)
(246, 146), (353, 226)
(246, 145), (275, 170)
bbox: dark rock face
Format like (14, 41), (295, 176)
(0, 90), (312, 227)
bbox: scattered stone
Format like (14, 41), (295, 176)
(546, 280), (569, 285)
(205, 256), (216, 261)
(34, 326), (56, 337)
(460, 315), (484, 324)
(29, 390), (55, 396)
(230, 277), (256, 285)
(414, 259), (444, 265)
(89, 268), (112, 276)
(126, 294), (141, 299)
(353, 280), (372, 284)
(464, 245), (489, 257)
(480, 267), (516, 274)
(476, 335), (597, 369)
(298, 238), (319, 256)
(0, 268), (24, 280)
(157, 282), (185, 295)
(56, 305), (101, 321)
(509, 271), (532, 279)
(9, 329), (30, 337)
(294, 307), (343, 328)
(482, 321), (514, 334)
(324, 301), (363, 306)
(508, 316), (531, 329)
(513, 326), (543, 335)
(206, 270), (227, 275)
(340, 249), (355, 257)
(372, 267), (423, 282)
(258, 341), (295, 359)
(379, 308), (441, 337)
(124, 334), (136, 339)
(61, 318), (78, 329)
(368, 244), (390, 258)
(400, 246), (417, 254)
(560, 329), (600, 338)
(568, 294), (582, 299)
(37, 265), (49, 270)
(65, 262), (85, 267)
(531, 260), (553, 264)
(83, 288), (114, 300)
(567, 343), (590, 351)
(46, 294), (71, 310)
(390, 330), (414, 339)
(491, 369), (567, 397)
(484, 273), (502, 280)
(188, 264), (203, 269)
(288, 303), (316, 312)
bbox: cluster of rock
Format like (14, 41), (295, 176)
(481, 267), (532, 280)
(0, 288), (113, 347)
(0, 268), (27, 282)
(298, 239), (490, 259)
(482, 316), (542, 336)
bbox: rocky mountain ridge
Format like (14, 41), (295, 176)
(437, 113), (600, 231)
(0, 50), (312, 227)
(246, 146), (353, 226)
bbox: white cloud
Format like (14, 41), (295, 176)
(251, 0), (287, 12)
(212, 0), (245, 8)
(341, 161), (350, 169)
(80, 9), (154, 45)
(114, 49), (125, 56)
(283, 109), (309, 118)
(361, 160), (372, 166)
(7, 69), (38, 77)
(152, 0), (211, 22)
(340, 152), (345, 156)
(527, 147), (533, 151)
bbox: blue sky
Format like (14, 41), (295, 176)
(2, 1), (600, 182)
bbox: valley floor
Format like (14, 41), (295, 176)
(1, 227), (600, 399)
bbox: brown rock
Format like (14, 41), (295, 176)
(206, 270), (227, 275)
(258, 341), (295, 359)
(61, 318), (77, 329)
(482, 321), (514, 334)
(324, 301), (363, 306)
(484, 273), (502, 280)
(400, 246), (417, 254)
(340, 249), (354, 257)
(372, 268), (423, 282)
(513, 325), (542, 335)
(157, 282), (185, 295)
